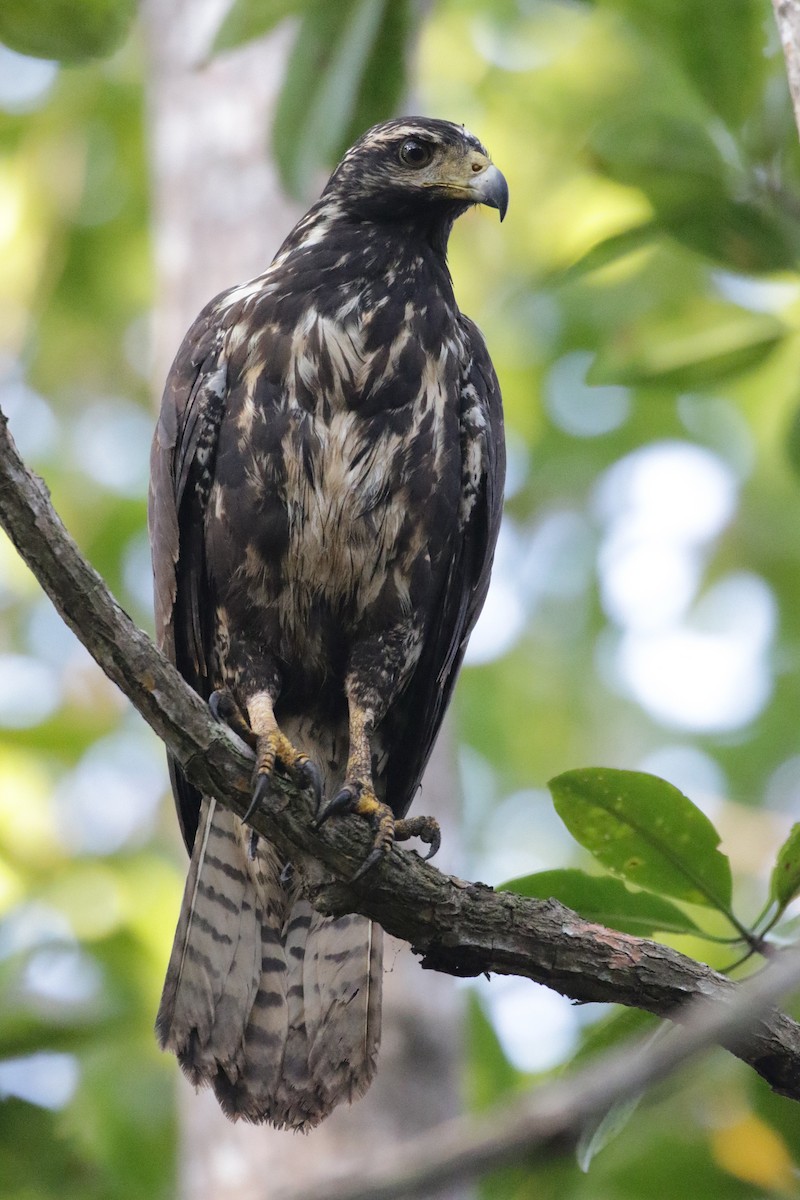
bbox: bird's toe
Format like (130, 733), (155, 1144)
(395, 813), (441, 861)
(209, 688), (257, 749)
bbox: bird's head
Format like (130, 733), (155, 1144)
(322, 117), (508, 234)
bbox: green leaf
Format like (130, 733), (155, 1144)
(272, 0), (410, 198)
(210, 0), (310, 57)
(590, 107), (800, 272)
(272, 0), (382, 197)
(603, 0), (766, 128)
(590, 112), (728, 214)
(548, 768), (733, 911)
(769, 824), (800, 915)
(0, 0), (137, 63)
(787, 405), (800, 481)
(576, 1089), (644, 1172)
(588, 312), (786, 389)
(660, 198), (800, 274)
(557, 222), (661, 283)
(574, 1020), (673, 1171)
(500, 868), (700, 937)
(344, 0), (411, 151)
(573, 1006), (659, 1064)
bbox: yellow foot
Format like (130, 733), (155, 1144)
(315, 781), (441, 881)
(243, 727), (322, 824)
(395, 813), (441, 860)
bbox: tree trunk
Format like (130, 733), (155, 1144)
(140, 3), (467, 1194)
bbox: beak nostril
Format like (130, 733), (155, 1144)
(469, 162), (509, 221)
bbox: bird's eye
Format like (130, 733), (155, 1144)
(398, 138), (433, 168)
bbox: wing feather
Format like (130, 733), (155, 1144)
(384, 315), (505, 817)
(148, 300), (231, 850)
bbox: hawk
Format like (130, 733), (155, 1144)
(149, 117), (507, 1130)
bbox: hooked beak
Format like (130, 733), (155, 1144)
(469, 162), (509, 222)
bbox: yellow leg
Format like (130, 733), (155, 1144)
(315, 698), (441, 880)
(240, 690), (322, 822)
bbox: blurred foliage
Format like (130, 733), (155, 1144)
(212, 0), (414, 196)
(271, 0), (412, 196)
(0, 12), (172, 1200)
(3, 0), (800, 1197)
(211, 0), (310, 54)
(0, 0), (138, 64)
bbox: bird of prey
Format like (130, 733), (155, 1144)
(149, 116), (507, 1130)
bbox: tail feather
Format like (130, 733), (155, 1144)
(157, 793), (382, 1130)
(305, 912), (383, 1107)
(157, 798), (258, 1075)
(205, 886), (261, 1078)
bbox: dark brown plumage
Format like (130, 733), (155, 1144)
(149, 116), (507, 1129)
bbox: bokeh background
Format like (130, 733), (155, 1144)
(3, 0), (800, 1196)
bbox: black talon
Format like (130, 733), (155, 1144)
(209, 688), (257, 749)
(244, 772), (272, 824)
(421, 832), (440, 861)
(420, 823), (441, 860)
(314, 784), (356, 830)
(313, 781), (403, 879)
(297, 758), (323, 807)
(350, 846), (384, 883)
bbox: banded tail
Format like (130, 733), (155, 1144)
(156, 796), (382, 1129)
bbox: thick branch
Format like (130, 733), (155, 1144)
(280, 947), (800, 1200)
(2, 406), (800, 1105)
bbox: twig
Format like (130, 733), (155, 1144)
(278, 948), (800, 1200)
(2, 405), (800, 1104)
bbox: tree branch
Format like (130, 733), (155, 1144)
(279, 946), (800, 1200)
(2, 404), (800, 1106)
